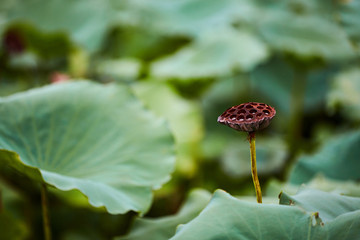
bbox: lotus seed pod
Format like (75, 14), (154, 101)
(217, 102), (276, 132)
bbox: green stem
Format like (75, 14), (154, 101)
(40, 183), (52, 240)
(279, 67), (308, 180)
(287, 69), (307, 154)
(0, 188), (2, 213)
(248, 132), (262, 203)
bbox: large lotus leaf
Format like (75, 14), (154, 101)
(151, 28), (268, 80)
(116, 189), (211, 240)
(290, 130), (360, 185)
(171, 189), (360, 240)
(259, 12), (355, 60)
(280, 188), (360, 222)
(0, 81), (175, 214)
(221, 137), (287, 178)
(132, 81), (203, 177)
(327, 67), (360, 121)
(3, 0), (114, 52)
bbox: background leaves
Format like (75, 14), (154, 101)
(3, 0), (115, 52)
(258, 13), (355, 60)
(328, 67), (360, 121)
(290, 130), (360, 184)
(151, 28), (269, 79)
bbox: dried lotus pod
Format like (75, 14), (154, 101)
(217, 102), (276, 203)
(217, 102), (276, 132)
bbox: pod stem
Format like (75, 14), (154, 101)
(41, 183), (52, 240)
(248, 132), (262, 203)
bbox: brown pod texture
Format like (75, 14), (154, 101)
(217, 102), (276, 132)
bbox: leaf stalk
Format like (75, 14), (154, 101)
(41, 183), (52, 240)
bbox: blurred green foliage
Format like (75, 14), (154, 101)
(0, 0), (360, 239)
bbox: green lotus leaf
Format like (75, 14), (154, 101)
(0, 81), (175, 214)
(221, 137), (287, 178)
(96, 58), (141, 82)
(100, 24), (191, 62)
(337, 1), (360, 46)
(151, 28), (268, 79)
(3, 0), (114, 52)
(171, 189), (360, 240)
(290, 130), (360, 184)
(327, 67), (360, 121)
(266, 175), (360, 198)
(116, 189), (211, 240)
(250, 56), (333, 115)
(132, 81), (203, 177)
(280, 188), (360, 222)
(259, 12), (355, 60)
(124, 0), (251, 37)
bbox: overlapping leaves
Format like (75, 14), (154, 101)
(290, 130), (360, 184)
(116, 189), (211, 240)
(328, 67), (360, 121)
(133, 81), (203, 176)
(151, 28), (268, 79)
(171, 189), (360, 239)
(3, 0), (114, 52)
